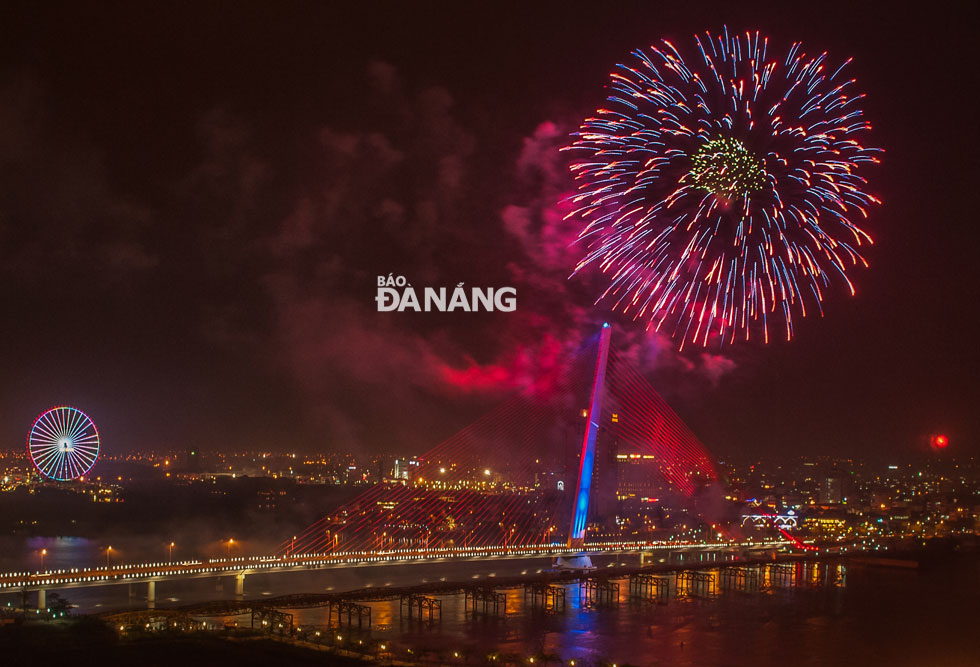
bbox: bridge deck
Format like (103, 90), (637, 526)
(0, 540), (793, 598)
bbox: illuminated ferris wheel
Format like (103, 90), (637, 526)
(27, 406), (100, 481)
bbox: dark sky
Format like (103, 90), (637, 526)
(0, 2), (977, 461)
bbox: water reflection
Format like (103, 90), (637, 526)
(4, 549), (978, 666)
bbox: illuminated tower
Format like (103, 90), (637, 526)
(568, 322), (612, 549)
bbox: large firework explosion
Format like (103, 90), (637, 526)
(565, 28), (882, 348)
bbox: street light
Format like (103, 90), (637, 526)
(106, 546), (113, 568)
(169, 542), (175, 563)
(40, 548), (47, 572)
(226, 538), (234, 559)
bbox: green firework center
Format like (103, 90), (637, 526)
(690, 137), (766, 197)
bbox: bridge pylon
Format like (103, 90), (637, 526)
(568, 322), (611, 549)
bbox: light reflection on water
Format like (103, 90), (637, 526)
(207, 559), (980, 666)
(2, 540), (978, 666)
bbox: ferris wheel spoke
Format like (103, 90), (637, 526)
(36, 413), (57, 437)
(72, 438), (99, 454)
(65, 410), (89, 441)
(32, 451), (61, 473)
(64, 408), (87, 442)
(51, 447), (68, 475)
(77, 451), (96, 473)
(61, 409), (78, 439)
(61, 409), (81, 440)
(65, 453), (83, 480)
(62, 451), (82, 478)
(71, 444), (97, 473)
(72, 453), (96, 471)
(30, 444), (60, 465)
(31, 442), (61, 462)
(72, 432), (99, 446)
(51, 408), (69, 441)
(31, 435), (59, 449)
(47, 449), (67, 479)
(32, 419), (62, 443)
(32, 421), (60, 442)
(63, 450), (79, 478)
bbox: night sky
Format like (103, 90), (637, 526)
(0, 2), (977, 461)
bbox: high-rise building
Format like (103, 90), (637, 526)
(820, 474), (844, 504)
(375, 455), (394, 481)
(393, 458), (418, 481)
(593, 427), (620, 521)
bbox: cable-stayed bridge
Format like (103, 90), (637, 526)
(0, 325), (794, 610)
(276, 323), (717, 559)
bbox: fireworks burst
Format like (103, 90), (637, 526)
(565, 27), (882, 348)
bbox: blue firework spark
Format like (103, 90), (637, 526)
(565, 28), (882, 348)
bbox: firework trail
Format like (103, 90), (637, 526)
(565, 27), (881, 348)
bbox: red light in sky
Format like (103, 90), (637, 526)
(932, 434), (948, 449)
